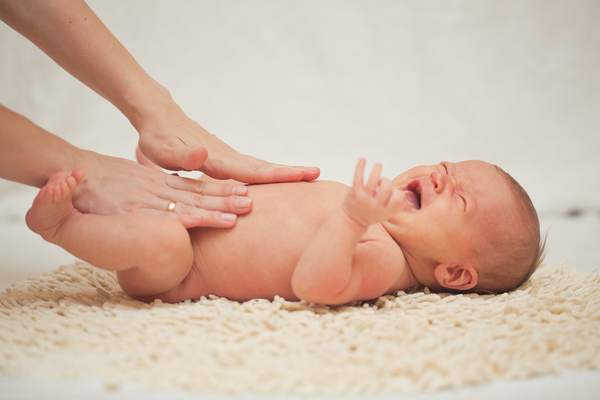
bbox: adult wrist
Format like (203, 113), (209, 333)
(120, 76), (177, 136)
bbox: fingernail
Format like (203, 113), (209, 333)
(232, 186), (247, 195)
(306, 167), (319, 173)
(221, 213), (237, 221)
(236, 197), (252, 208)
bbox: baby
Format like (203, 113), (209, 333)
(26, 158), (545, 305)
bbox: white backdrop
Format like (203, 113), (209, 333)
(1, 0), (599, 218)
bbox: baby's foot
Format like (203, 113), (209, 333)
(26, 170), (85, 242)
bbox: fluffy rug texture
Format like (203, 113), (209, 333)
(1, 261), (599, 395)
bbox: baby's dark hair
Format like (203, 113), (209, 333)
(472, 166), (547, 294)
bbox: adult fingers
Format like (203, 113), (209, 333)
(70, 152), (245, 217)
(201, 151), (320, 184)
(138, 204), (238, 229)
(166, 174), (248, 197)
(210, 161), (309, 184)
(164, 176), (252, 214)
(137, 107), (320, 183)
(158, 190), (253, 215)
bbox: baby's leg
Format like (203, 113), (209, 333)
(26, 171), (195, 302)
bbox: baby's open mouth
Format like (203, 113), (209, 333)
(405, 183), (421, 210)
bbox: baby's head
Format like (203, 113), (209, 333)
(386, 160), (545, 294)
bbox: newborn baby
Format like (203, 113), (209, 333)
(26, 158), (544, 304)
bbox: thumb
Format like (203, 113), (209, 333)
(175, 145), (209, 171)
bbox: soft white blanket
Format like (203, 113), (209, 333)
(1, 261), (599, 395)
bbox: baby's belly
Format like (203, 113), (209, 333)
(190, 181), (347, 302)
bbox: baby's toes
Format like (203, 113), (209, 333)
(60, 180), (75, 202)
(49, 185), (62, 203)
(36, 185), (54, 204)
(51, 182), (67, 203)
(46, 171), (71, 186)
(65, 175), (78, 194)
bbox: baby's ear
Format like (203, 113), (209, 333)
(433, 264), (478, 291)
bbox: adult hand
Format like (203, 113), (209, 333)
(72, 150), (251, 229)
(136, 97), (321, 183)
(1, 0), (320, 185)
(0, 104), (248, 229)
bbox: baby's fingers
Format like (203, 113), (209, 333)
(387, 187), (406, 213)
(352, 158), (367, 189)
(365, 163), (382, 194)
(376, 177), (392, 204)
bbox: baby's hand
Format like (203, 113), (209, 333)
(342, 158), (404, 228)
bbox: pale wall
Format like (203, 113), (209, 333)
(1, 0), (599, 218)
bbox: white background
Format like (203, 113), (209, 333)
(1, 0), (599, 216)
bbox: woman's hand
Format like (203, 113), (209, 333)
(342, 158), (404, 228)
(136, 99), (320, 184)
(1, 0), (319, 185)
(72, 150), (251, 229)
(0, 104), (249, 229)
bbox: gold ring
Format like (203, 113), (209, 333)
(166, 201), (176, 212)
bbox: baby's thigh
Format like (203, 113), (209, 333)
(117, 216), (195, 301)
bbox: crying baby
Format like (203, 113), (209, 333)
(26, 158), (545, 304)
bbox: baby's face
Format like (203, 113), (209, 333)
(385, 160), (516, 284)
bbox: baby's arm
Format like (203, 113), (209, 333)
(291, 159), (405, 305)
(26, 170), (195, 303)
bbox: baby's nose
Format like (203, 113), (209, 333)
(430, 172), (454, 194)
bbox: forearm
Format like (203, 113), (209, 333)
(0, 0), (322, 181)
(292, 209), (367, 304)
(0, 0), (168, 131)
(0, 104), (80, 187)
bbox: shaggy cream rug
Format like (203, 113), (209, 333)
(1, 261), (599, 395)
